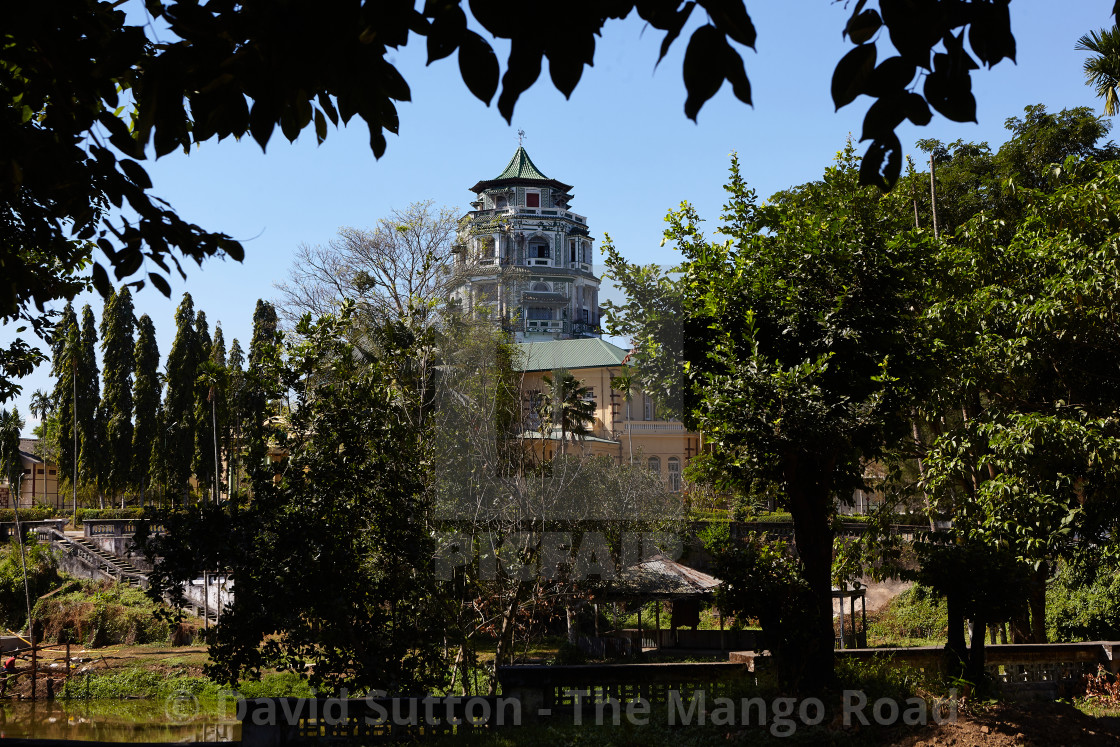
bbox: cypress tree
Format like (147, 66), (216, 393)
(132, 314), (161, 502)
(211, 325), (230, 499)
(193, 311), (215, 501)
(245, 300), (280, 491)
(162, 293), (198, 501)
(99, 288), (135, 503)
(76, 305), (102, 500)
(50, 305), (78, 493)
(227, 338), (244, 501)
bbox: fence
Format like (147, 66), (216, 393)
(240, 696), (512, 746)
(497, 662), (749, 721)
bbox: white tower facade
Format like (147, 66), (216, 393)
(451, 147), (601, 341)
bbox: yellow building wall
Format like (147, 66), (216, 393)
(519, 366), (700, 492)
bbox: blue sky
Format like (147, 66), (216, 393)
(4, 1), (1116, 434)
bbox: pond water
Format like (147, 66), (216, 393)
(0, 698), (240, 742)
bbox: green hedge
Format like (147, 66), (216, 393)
(0, 507), (60, 523)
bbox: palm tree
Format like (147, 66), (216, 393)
(610, 366), (640, 465)
(1077, 26), (1120, 116)
(541, 371), (595, 454)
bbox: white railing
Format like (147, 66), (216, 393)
(527, 320), (564, 332)
(528, 258), (551, 266)
(622, 422), (686, 433)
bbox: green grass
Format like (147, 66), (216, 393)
(60, 666), (313, 701)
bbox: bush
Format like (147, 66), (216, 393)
(34, 581), (170, 647)
(0, 540), (62, 629)
(1047, 561), (1120, 642)
(868, 585), (947, 645)
(0, 507), (60, 523)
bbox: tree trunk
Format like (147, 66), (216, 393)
(1029, 564), (1048, 643)
(566, 604), (580, 645)
(944, 592), (967, 678)
(787, 479), (835, 688)
(965, 612), (988, 687)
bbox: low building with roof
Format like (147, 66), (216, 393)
(0, 438), (59, 509)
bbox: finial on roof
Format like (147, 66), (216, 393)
(517, 128), (526, 146)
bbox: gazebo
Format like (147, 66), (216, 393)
(594, 554), (724, 652)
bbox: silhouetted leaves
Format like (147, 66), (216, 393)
(859, 132), (903, 190)
(845, 9), (883, 44)
(458, 31), (499, 104)
(683, 25), (727, 121)
(832, 44), (877, 110)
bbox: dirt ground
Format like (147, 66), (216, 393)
(893, 701), (1120, 746)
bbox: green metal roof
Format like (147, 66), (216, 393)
(496, 146), (550, 181)
(514, 338), (629, 372)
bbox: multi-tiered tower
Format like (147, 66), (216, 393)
(451, 147), (601, 341)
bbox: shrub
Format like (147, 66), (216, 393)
(868, 585), (947, 644)
(0, 507), (60, 523)
(0, 540), (62, 629)
(1047, 561), (1120, 642)
(34, 581), (170, 647)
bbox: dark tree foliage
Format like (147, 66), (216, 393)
(143, 307), (447, 695)
(193, 310), (215, 498)
(49, 304), (78, 486)
(5, 0), (1116, 402)
(99, 288), (135, 500)
(76, 305), (102, 495)
(161, 293), (199, 498)
(226, 338), (245, 500)
(132, 314), (161, 499)
(244, 301), (281, 491)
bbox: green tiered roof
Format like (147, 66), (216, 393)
(495, 146), (550, 181)
(470, 147), (573, 194)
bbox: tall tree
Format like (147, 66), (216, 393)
(144, 308), (447, 695)
(162, 294), (199, 502)
(99, 287), (135, 502)
(604, 149), (927, 687)
(0, 408), (24, 493)
(193, 310), (215, 501)
(76, 305), (102, 502)
(132, 314), (161, 502)
(226, 339), (245, 502)
(275, 201), (461, 330)
(1077, 26), (1120, 116)
(51, 313), (80, 506)
(244, 301), (280, 493)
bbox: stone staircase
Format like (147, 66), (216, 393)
(50, 530), (148, 588)
(48, 530), (221, 623)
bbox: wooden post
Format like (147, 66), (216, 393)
(636, 606), (642, 653)
(837, 592), (845, 650)
(65, 642), (70, 682)
(850, 595), (857, 648)
(654, 601), (661, 649)
(861, 596), (868, 647)
(30, 637), (36, 700)
(203, 572), (209, 630)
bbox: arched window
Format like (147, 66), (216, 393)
(668, 457), (681, 492)
(648, 456), (661, 476)
(495, 195), (507, 209)
(529, 240), (550, 259)
(532, 282), (551, 292)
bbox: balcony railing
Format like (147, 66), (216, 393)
(621, 422), (687, 434)
(526, 320), (564, 332)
